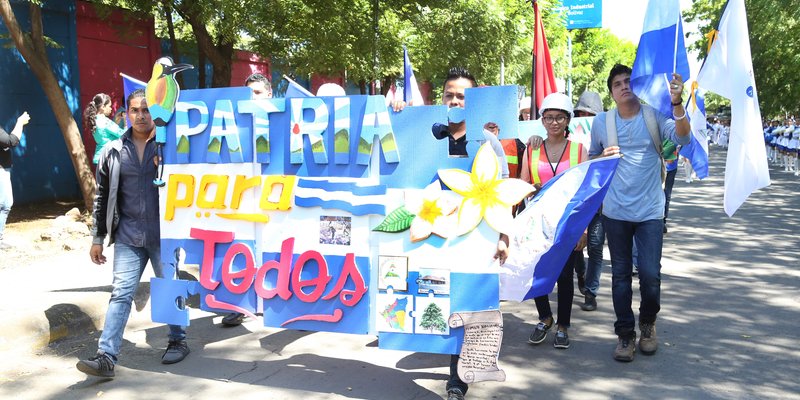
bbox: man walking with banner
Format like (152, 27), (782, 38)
(589, 63), (690, 362)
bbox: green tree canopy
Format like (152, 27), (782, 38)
(686, 0), (800, 118)
(96, 0), (643, 106)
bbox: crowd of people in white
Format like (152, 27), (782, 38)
(764, 119), (799, 176)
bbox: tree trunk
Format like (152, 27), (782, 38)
(381, 76), (393, 96)
(198, 40), (206, 89)
(210, 42), (234, 88)
(197, 43), (206, 89)
(358, 80), (367, 95)
(162, 0), (184, 88)
(175, 3), (234, 88)
(0, 0), (95, 212)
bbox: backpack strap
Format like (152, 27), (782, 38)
(605, 109), (618, 147)
(642, 105), (666, 184)
(606, 105), (666, 184)
(642, 105), (663, 156)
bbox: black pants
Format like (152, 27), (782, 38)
(533, 251), (579, 328)
(447, 354), (467, 394)
(663, 168), (678, 223)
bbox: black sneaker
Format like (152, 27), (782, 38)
(527, 320), (552, 345)
(577, 274), (586, 295)
(221, 312), (245, 326)
(580, 292), (597, 311)
(76, 354), (115, 377)
(162, 340), (190, 364)
(553, 329), (570, 349)
(447, 388), (465, 400)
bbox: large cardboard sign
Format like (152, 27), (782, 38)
(151, 84), (530, 354)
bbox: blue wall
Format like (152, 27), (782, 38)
(0, 0), (81, 205)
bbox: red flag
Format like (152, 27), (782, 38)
(532, 1), (557, 115)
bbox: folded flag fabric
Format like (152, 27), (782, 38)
(403, 46), (425, 106)
(283, 74), (313, 98)
(121, 72), (146, 126)
(679, 88), (710, 179)
(532, 1), (557, 113)
(294, 178), (387, 216)
(500, 155), (620, 302)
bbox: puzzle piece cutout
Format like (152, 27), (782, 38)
(150, 277), (198, 326)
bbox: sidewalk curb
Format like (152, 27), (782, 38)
(2, 292), (106, 353)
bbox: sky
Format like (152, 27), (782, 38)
(601, 0), (703, 79)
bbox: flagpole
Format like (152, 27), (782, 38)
(673, 11), (680, 73)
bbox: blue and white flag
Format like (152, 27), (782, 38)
(283, 74), (313, 98)
(679, 87), (709, 179)
(696, 0), (769, 217)
(631, 0), (690, 118)
(500, 155), (620, 302)
(403, 46), (424, 106)
(294, 178), (387, 216)
(121, 72), (146, 99)
(120, 73), (146, 126)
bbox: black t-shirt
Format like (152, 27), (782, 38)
(432, 123), (468, 157)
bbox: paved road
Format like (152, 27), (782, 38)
(1, 146), (798, 400)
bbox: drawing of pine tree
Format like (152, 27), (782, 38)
(420, 302), (447, 333)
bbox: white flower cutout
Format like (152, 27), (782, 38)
(405, 182), (457, 242)
(438, 142), (534, 236)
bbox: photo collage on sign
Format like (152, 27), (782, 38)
(376, 257), (450, 335)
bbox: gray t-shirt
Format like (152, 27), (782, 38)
(589, 106), (689, 222)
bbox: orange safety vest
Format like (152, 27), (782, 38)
(501, 139), (521, 179)
(529, 141), (582, 185)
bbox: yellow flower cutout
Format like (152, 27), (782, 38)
(438, 142), (534, 236)
(405, 181), (458, 242)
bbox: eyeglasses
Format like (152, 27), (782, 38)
(542, 115), (568, 124)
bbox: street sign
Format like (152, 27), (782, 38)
(560, 0), (602, 30)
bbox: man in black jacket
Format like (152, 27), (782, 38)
(77, 89), (189, 378)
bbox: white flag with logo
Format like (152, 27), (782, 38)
(695, 0), (770, 217)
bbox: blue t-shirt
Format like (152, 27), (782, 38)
(589, 106), (690, 222)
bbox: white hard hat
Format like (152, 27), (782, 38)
(316, 83), (346, 97)
(539, 92), (573, 118)
(519, 96), (532, 112)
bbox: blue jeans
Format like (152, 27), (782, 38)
(583, 213), (605, 297)
(602, 217), (663, 339)
(0, 167), (12, 241)
(98, 243), (185, 362)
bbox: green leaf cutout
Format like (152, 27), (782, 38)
(373, 206), (415, 233)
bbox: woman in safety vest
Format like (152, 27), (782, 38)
(519, 92), (588, 349)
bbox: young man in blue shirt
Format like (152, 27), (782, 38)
(588, 64), (690, 362)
